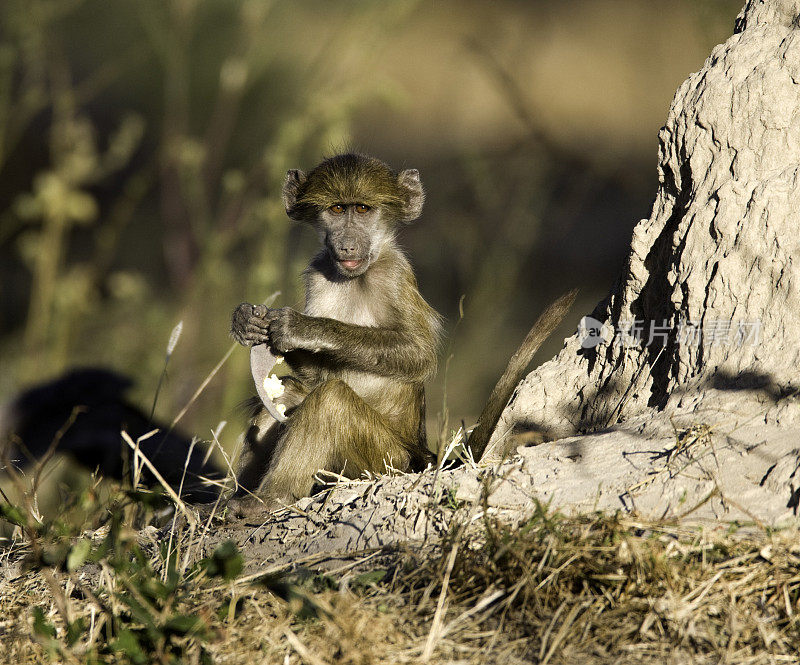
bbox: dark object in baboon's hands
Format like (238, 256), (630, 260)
(231, 154), (442, 508)
(0, 369), (223, 502)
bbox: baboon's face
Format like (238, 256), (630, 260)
(316, 203), (391, 277)
(281, 154), (425, 278)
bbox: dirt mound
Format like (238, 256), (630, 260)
(487, 0), (800, 449)
(200, 409), (799, 570)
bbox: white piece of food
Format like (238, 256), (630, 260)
(262, 373), (285, 400)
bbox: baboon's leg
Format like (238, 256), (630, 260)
(259, 379), (410, 503)
(235, 377), (308, 494)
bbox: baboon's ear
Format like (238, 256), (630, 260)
(397, 169), (425, 223)
(282, 169), (307, 219)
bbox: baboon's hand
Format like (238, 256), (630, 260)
(231, 302), (275, 346)
(268, 307), (304, 353)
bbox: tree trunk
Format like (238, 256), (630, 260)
(487, 0), (800, 455)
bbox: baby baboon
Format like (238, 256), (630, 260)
(231, 153), (441, 507)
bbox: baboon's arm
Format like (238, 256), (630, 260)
(269, 307), (436, 382)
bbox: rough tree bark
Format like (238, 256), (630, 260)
(487, 0), (800, 455)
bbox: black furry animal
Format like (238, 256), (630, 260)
(0, 369), (223, 502)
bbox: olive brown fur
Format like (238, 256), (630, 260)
(285, 153), (423, 224)
(231, 153), (441, 509)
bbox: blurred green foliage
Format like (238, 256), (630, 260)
(0, 0), (422, 457)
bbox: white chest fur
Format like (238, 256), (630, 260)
(305, 275), (383, 327)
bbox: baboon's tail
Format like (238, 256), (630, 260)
(466, 289), (578, 462)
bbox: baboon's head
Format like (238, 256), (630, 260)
(282, 153), (424, 277)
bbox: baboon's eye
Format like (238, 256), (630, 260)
(355, 204), (371, 214)
(329, 204), (345, 215)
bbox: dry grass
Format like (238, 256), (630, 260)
(1, 406), (797, 663)
(2, 493), (799, 664)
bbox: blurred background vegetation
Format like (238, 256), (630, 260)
(0, 0), (742, 459)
